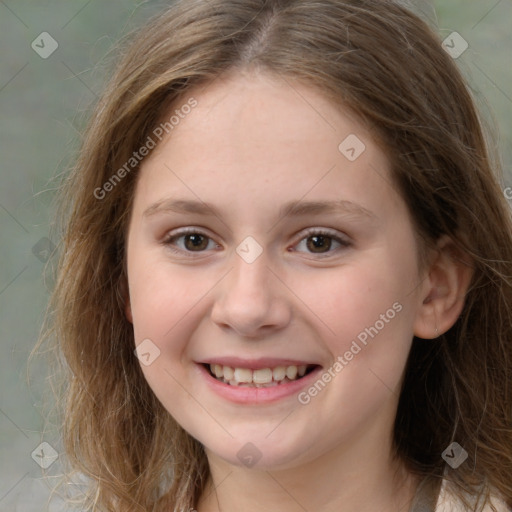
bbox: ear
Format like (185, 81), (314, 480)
(119, 276), (133, 324)
(413, 234), (474, 339)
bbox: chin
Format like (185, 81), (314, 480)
(203, 433), (317, 471)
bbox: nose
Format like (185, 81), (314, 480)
(210, 249), (292, 338)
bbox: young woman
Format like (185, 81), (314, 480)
(45, 0), (512, 510)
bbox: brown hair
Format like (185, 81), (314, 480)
(41, 0), (512, 510)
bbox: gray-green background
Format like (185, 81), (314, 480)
(1, 1), (511, 509)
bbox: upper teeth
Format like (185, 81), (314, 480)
(210, 364), (308, 385)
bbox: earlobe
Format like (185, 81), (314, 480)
(413, 235), (474, 339)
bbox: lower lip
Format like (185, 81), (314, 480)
(196, 363), (323, 404)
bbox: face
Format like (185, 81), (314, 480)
(125, 69), (427, 471)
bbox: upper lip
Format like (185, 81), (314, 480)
(197, 357), (321, 370)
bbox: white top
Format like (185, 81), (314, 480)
(435, 479), (510, 512)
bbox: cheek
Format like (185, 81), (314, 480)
(291, 262), (415, 436)
(299, 250), (417, 384)
(127, 253), (208, 420)
(127, 248), (200, 343)
(300, 262), (406, 342)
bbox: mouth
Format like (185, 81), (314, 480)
(202, 363), (319, 388)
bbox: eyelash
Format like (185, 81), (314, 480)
(162, 227), (351, 258)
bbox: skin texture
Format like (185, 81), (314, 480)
(125, 69), (473, 511)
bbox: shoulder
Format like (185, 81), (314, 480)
(435, 478), (510, 512)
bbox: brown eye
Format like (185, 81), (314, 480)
(163, 229), (218, 255)
(294, 229), (351, 257)
(182, 233), (209, 251)
(306, 234), (334, 253)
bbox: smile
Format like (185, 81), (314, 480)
(196, 360), (323, 404)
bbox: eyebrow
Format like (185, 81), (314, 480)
(143, 198), (376, 221)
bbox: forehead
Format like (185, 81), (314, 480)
(164, 69), (363, 154)
(133, 69), (401, 224)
